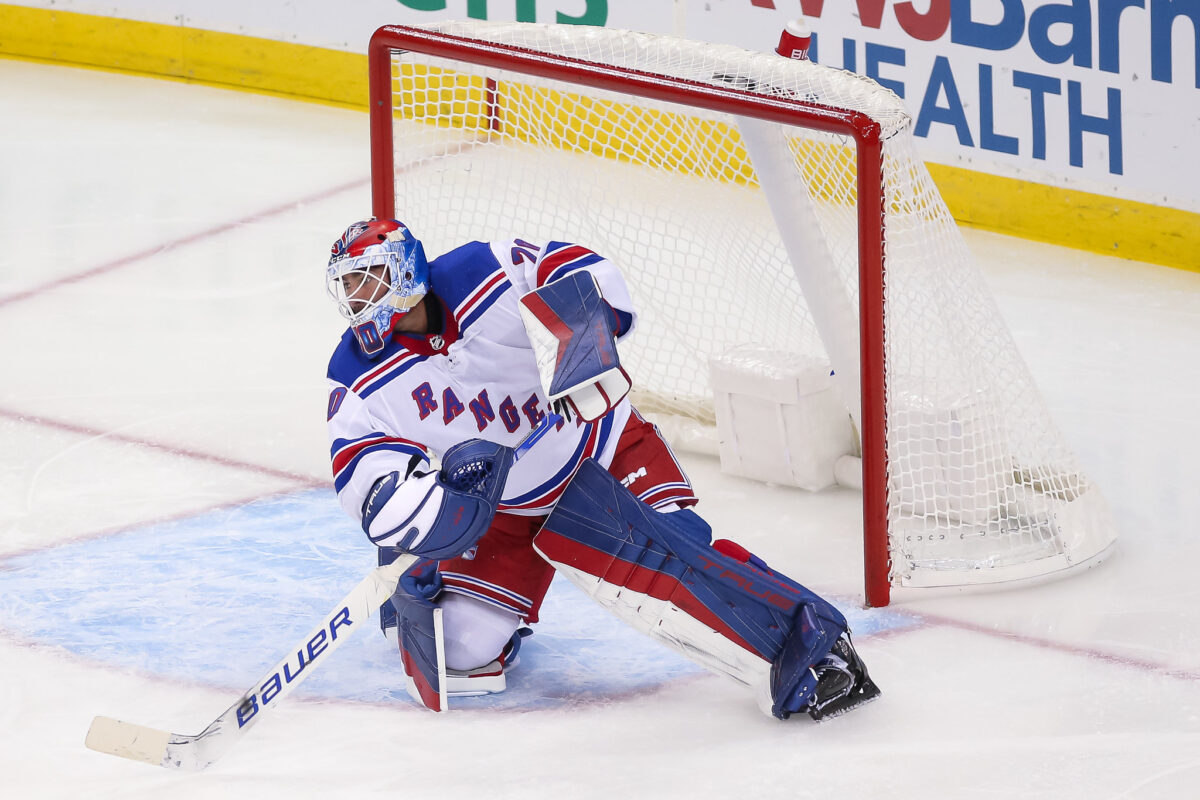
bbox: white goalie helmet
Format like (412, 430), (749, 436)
(326, 218), (430, 353)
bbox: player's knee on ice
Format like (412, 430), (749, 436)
(440, 592), (522, 671)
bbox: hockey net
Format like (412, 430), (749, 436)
(367, 21), (1117, 606)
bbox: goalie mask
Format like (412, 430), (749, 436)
(326, 218), (430, 354)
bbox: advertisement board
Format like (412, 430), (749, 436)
(2, 0), (1196, 263)
(686, 1), (1200, 215)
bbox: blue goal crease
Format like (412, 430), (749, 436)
(0, 488), (916, 711)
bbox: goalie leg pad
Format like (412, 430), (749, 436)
(534, 458), (849, 719)
(707, 537), (873, 719)
(389, 559), (448, 712)
(391, 562), (531, 705)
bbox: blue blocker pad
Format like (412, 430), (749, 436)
(520, 270), (620, 397)
(536, 459), (847, 719)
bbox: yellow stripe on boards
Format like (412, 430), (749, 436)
(0, 4), (367, 108)
(929, 164), (1199, 271)
(2, 3), (1196, 271)
(0, 6), (185, 74)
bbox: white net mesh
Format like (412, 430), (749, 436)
(378, 21), (1116, 592)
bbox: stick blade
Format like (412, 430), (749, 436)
(86, 716), (170, 767)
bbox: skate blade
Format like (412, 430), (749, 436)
(809, 681), (882, 723)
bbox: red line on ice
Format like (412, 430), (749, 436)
(0, 485), (310, 564)
(0, 406), (324, 488)
(909, 609), (1200, 682)
(860, 605), (1200, 682)
(0, 177), (369, 309)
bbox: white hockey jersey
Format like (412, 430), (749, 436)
(326, 238), (637, 524)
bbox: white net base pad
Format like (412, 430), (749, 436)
(895, 485), (1116, 589)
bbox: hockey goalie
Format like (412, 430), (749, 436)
(324, 217), (880, 721)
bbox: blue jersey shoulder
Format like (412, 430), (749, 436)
(427, 241), (504, 311)
(327, 326), (406, 386)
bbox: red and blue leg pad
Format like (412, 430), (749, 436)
(535, 458), (847, 719)
(388, 558), (447, 712)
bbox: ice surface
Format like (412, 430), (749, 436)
(1, 59), (1199, 798)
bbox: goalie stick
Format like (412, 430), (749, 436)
(85, 553), (419, 770)
(85, 413), (561, 770)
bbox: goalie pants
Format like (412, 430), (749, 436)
(435, 408), (697, 623)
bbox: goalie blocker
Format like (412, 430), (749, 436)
(519, 269), (632, 422)
(534, 459), (880, 721)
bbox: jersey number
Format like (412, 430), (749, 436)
(327, 387), (348, 420)
(511, 239), (541, 266)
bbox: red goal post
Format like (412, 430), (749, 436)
(365, 22), (1115, 607)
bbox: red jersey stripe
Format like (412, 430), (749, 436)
(535, 245), (594, 287)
